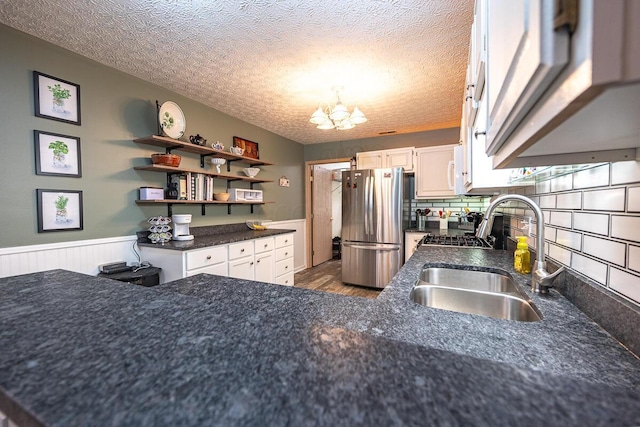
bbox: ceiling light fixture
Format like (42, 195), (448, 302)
(310, 86), (367, 130)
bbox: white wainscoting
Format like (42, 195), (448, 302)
(0, 236), (139, 278)
(0, 219), (308, 279)
(268, 219), (307, 272)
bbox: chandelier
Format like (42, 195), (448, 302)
(309, 86), (367, 130)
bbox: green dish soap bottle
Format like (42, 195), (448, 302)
(514, 236), (531, 274)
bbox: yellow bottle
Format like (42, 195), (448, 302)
(514, 236), (531, 274)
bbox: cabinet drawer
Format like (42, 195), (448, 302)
(255, 236), (275, 254)
(275, 233), (293, 248)
(185, 246), (227, 271)
(276, 257), (294, 277)
(275, 271), (294, 287)
(185, 262), (228, 278)
(275, 246), (293, 262)
(228, 241), (254, 260)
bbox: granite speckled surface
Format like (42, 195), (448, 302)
(136, 223), (295, 251)
(1, 245), (639, 426)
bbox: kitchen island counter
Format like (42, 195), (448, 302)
(1, 246), (639, 426)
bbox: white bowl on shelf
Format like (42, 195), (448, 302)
(243, 167), (260, 178)
(210, 157), (226, 173)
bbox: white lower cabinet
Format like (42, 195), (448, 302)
(142, 245), (228, 283)
(227, 240), (255, 280)
(253, 236), (275, 283)
(405, 231), (428, 262)
(275, 234), (294, 286)
(140, 233), (294, 286)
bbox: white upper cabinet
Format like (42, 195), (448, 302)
(483, 0), (640, 168)
(485, 0), (570, 158)
(356, 147), (414, 172)
(415, 145), (456, 198)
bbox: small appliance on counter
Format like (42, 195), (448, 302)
(172, 214), (194, 241)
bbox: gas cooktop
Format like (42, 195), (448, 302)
(419, 233), (493, 248)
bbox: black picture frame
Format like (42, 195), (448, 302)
(33, 71), (81, 125)
(34, 130), (82, 177)
(233, 136), (260, 159)
(36, 189), (83, 233)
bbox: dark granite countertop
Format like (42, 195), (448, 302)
(136, 223), (295, 251)
(1, 246), (639, 426)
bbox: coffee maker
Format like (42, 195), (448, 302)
(172, 214), (194, 241)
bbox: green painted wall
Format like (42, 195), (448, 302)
(0, 25), (305, 248)
(303, 127), (460, 162)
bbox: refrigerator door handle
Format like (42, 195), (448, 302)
(364, 175), (370, 235)
(342, 242), (400, 252)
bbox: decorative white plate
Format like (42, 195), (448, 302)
(158, 101), (186, 139)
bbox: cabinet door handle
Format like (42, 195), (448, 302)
(285, 252), (288, 256)
(250, 262), (254, 266)
(241, 248), (245, 252)
(206, 255), (212, 260)
(257, 259), (260, 263)
(474, 130), (486, 138)
(264, 244), (268, 248)
(285, 265), (288, 269)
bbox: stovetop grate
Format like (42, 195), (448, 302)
(419, 234), (492, 248)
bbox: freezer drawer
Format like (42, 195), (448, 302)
(341, 242), (402, 289)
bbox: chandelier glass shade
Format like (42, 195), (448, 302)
(310, 88), (367, 130)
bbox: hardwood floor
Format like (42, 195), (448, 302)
(294, 258), (382, 299)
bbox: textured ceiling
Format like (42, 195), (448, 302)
(0, 0), (474, 144)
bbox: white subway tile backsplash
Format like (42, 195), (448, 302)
(556, 192), (581, 209)
(539, 195), (556, 209)
(550, 174), (573, 192)
(573, 212), (609, 235)
(628, 186), (640, 212)
(583, 188), (625, 211)
(611, 161), (640, 185)
(543, 210), (550, 224)
(628, 245), (640, 273)
(556, 229), (582, 250)
(536, 179), (551, 194)
(574, 164), (610, 189)
(571, 253), (608, 284)
(549, 211), (572, 228)
(611, 215), (640, 243)
(545, 227), (557, 242)
(609, 268), (640, 303)
(583, 235), (626, 266)
(548, 243), (571, 266)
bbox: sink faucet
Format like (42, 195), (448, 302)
(476, 194), (565, 294)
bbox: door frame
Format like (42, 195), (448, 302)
(305, 157), (352, 269)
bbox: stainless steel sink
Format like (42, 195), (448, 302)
(418, 266), (520, 294)
(410, 285), (542, 322)
(411, 265), (542, 321)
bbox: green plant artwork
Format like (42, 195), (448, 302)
(48, 140), (69, 156)
(54, 194), (69, 210)
(162, 111), (174, 129)
(47, 83), (71, 101)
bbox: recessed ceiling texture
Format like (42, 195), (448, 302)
(0, 0), (474, 144)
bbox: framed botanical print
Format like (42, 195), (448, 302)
(36, 189), (84, 232)
(34, 130), (82, 177)
(33, 71), (81, 125)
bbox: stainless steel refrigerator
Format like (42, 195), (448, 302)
(342, 168), (403, 288)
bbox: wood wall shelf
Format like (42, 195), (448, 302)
(134, 135), (274, 167)
(136, 199), (271, 216)
(133, 135), (274, 216)
(134, 164), (273, 184)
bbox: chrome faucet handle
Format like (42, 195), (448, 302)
(532, 265), (565, 294)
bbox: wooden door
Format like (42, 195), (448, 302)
(312, 166), (333, 266)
